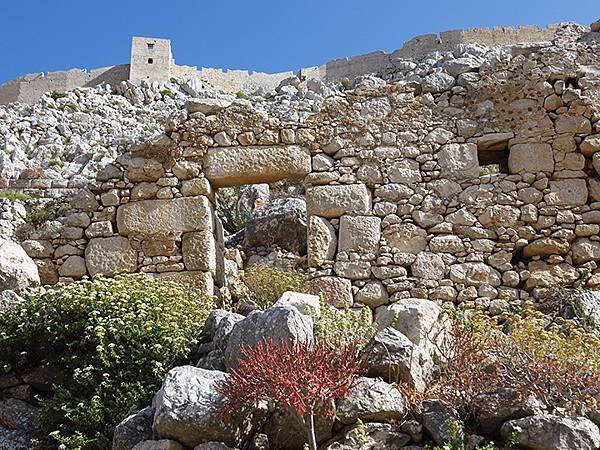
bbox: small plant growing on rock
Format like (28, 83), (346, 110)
(0, 191), (32, 202)
(242, 265), (309, 309)
(314, 301), (375, 349)
(216, 338), (364, 450)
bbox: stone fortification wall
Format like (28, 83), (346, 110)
(193, 67), (295, 93)
(322, 24), (559, 81)
(0, 65), (130, 105)
(21, 24), (600, 315)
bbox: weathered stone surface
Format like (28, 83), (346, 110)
(85, 237), (137, 277)
(334, 261), (371, 279)
(309, 276), (353, 308)
(449, 262), (501, 287)
(479, 205), (520, 228)
(545, 179), (588, 206)
(112, 406), (154, 450)
(572, 238), (600, 264)
(581, 134), (600, 157)
(223, 306), (313, 370)
(555, 115), (592, 134)
(182, 231), (216, 273)
(70, 188), (99, 212)
(420, 400), (460, 445)
(308, 216), (337, 266)
(508, 143), (554, 173)
(323, 423), (410, 450)
(411, 252), (445, 280)
(523, 238), (570, 257)
(388, 159), (421, 183)
(21, 240), (53, 258)
(125, 157), (165, 182)
(306, 184), (371, 218)
(438, 143), (479, 180)
(0, 238), (40, 291)
(58, 255), (87, 278)
(274, 291), (321, 319)
(152, 366), (257, 448)
(500, 415), (600, 450)
(261, 408), (332, 450)
(117, 196), (212, 235)
(132, 440), (184, 450)
(383, 223), (427, 253)
(374, 299), (446, 350)
(186, 98), (232, 114)
(336, 377), (406, 424)
(0, 399), (42, 450)
(361, 327), (429, 391)
(338, 215), (381, 254)
(243, 197), (307, 254)
(204, 146), (310, 187)
(570, 291), (600, 336)
(429, 235), (465, 253)
(355, 280), (389, 308)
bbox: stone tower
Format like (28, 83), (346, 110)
(129, 36), (173, 83)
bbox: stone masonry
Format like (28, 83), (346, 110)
(17, 23), (600, 314)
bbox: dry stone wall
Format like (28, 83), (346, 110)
(21, 23), (600, 315)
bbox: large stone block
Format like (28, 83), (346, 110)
(85, 237), (138, 277)
(383, 223), (427, 254)
(437, 143), (479, 180)
(338, 216), (381, 254)
(307, 216), (337, 266)
(182, 231), (216, 273)
(544, 179), (588, 206)
(204, 145), (310, 187)
(117, 196), (213, 236)
(508, 143), (554, 174)
(306, 184), (371, 218)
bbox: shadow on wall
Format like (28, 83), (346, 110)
(83, 64), (131, 88)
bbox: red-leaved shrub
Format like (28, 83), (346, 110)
(216, 338), (364, 450)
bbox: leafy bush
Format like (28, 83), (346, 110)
(314, 301), (375, 349)
(0, 274), (215, 449)
(160, 88), (176, 100)
(217, 338), (363, 450)
(242, 266), (309, 309)
(25, 206), (54, 226)
(0, 191), (32, 202)
(423, 305), (600, 424)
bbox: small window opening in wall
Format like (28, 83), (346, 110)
(565, 77), (579, 89)
(147, 58), (154, 64)
(147, 43), (154, 49)
(478, 140), (509, 176)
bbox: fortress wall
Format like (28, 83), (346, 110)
(0, 65), (130, 105)
(193, 67), (294, 93)
(322, 24), (560, 81)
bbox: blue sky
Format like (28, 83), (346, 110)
(1, 0), (598, 85)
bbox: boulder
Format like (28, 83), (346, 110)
(261, 408), (333, 450)
(112, 406), (154, 450)
(361, 327), (430, 392)
(186, 98), (232, 115)
(182, 231), (217, 272)
(223, 306), (313, 370)
(374, 299), (447, 353)
(0, 399), (42, 450)
(152, 366), (259, 448)
(0, 238), (39, 292)
(566, 290), (600, 336)
(236, 184), (270, 221)
(501, 415), (600, 450)
(355, 281), (389, 308)
(323, 422), (410, 450)
(132, 440), (184, 450)
(420, 400), (461, 445)
(437, 143), (479, 180)
(243, 197), (307, 254)
(336, 377), (406, 424)
(273, 291), (321, 319)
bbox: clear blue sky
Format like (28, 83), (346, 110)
(1, 0), (598, 85)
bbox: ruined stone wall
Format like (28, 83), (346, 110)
(322, 24), (559, 81)
(0, 65), (130, 105)
(19, 24), (600, 316)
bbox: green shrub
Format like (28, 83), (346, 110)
(314, 301), (375, 349)
(242, 266), (309, 309)
(25, 206), (54, 226)
(48, 159), (65, 168)
(0, 274), (215, 449)
(0, 191), (32, 202)
(235, 90), (249, 99)
(160, 88), (176, 100)
(50, 91), (66, 100)
(340, 78), (353, 90)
